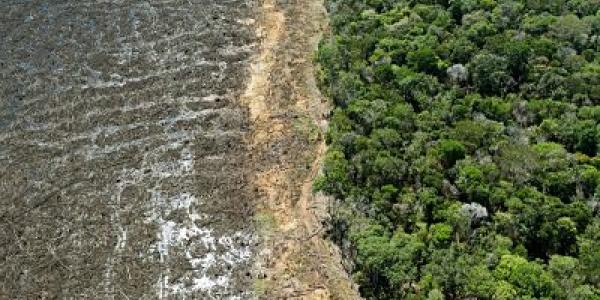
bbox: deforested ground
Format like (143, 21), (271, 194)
(0, 0), (358, 299)
(1, 1), (257, 298)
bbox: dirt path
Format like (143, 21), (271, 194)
(242, 0), (361, 299)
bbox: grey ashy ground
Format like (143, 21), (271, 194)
(0, 1), (259, 298)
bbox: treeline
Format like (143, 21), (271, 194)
(315, 0), (600, 299)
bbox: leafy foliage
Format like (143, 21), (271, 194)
(317, 0), (600, 299)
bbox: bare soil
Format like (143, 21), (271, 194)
(246, 1), (360, 299)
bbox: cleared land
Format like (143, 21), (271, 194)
(1, 1), (257, 298)
(0, 0), (357, 299)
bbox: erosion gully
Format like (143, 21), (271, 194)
(0, 0), (358, 299)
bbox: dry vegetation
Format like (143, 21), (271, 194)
(0, 0), (357, 298)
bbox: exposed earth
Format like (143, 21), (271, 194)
(0, 0), (358, 299)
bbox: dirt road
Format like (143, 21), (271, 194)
(246, 0), (360, 299)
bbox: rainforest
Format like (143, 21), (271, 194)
(316, 0), (600, 299)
